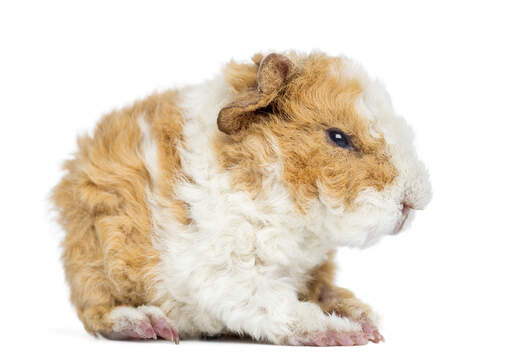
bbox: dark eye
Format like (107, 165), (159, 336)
(326, 128), (352, 149)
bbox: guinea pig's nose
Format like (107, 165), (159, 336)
(393, 202), (413, 235)
(401, 202), (411, 215)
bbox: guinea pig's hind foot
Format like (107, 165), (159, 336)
(101, 306), (179, 343)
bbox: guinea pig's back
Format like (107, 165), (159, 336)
(52, 89), (187, 333)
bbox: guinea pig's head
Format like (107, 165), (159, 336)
(216, 52), (432, 248)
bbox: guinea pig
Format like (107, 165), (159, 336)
(52, 51), (432, 346)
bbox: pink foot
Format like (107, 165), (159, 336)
(291, 330), (369, 346)
(102, 306), (179, 343)
(103, 318), (157, 340)
(360, 317), (384, 343)
(148, 316), (180, 344)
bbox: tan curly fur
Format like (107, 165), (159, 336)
(52, 90), (186, 333)
(218, 53), (396, 212)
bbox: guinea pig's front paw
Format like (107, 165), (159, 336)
(287, 330), (368, 346)
(283, 314), (369, 346)
(341, 310), (383, 343)
(360, 314), (384, 343)
(323, 292), (383, 343)
(102, 306), (179, 343)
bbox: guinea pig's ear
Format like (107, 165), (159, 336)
(217, 53), (293, 135)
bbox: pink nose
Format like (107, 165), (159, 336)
(393, 202), (412, 235)
(402, 202), (411, 215)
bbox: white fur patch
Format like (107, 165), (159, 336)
(137, 115), (160, 184)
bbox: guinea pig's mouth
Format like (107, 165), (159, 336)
(392, 203), (412, 235)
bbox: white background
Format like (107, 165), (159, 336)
(1, 1), (511, 357)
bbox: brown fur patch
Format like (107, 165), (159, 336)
(143, 92), (191, 225)
(302, 254), (373, 321)
(271, 55), (397, 211)
(214, 126), (279, 195)
(52, 90), (186, 333)
(217, 53), (397, 213)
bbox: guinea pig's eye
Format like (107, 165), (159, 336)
(326, 128), (352, 149)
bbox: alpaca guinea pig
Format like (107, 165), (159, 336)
(52, 51), (431, 346)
